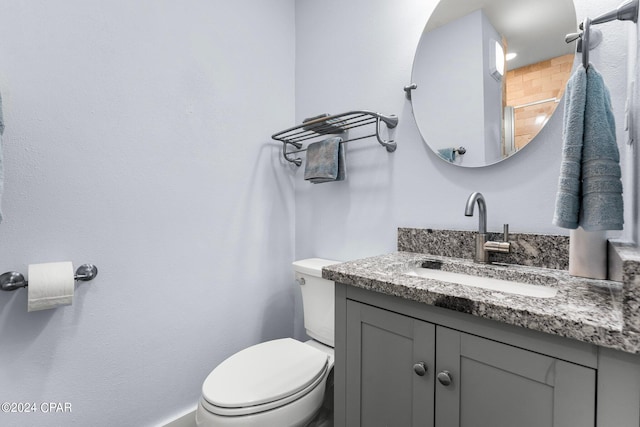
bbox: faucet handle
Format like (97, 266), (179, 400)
(484, 240), (511, 253)
(484, 224), (511, 254)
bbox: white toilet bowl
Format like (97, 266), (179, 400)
(196, 338), (334, 427)
(196, 258), (339, 427)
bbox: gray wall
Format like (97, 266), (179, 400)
(481, 10), (504, 164)
(0, 1), (295, 426)
(412, 10), (486, 165)
(411, 8), (504, 166)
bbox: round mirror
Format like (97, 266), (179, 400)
(411, 0), (577, 167)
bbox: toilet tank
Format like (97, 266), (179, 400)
(293, 258), (341, 348)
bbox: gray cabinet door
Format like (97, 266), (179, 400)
(435, 326), (596, 427)
(345, 300), (435, 427)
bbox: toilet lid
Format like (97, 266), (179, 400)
(202, 338), (329, 409)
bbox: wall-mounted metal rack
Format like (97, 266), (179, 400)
(272, 110), (398, 166)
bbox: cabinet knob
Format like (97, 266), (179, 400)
(413, 362), (427, 376)
(437, 370), (452, 386)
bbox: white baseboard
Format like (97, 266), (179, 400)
(162, 407), (196, 427)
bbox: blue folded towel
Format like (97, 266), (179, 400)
(303, 137), (346, 184)
(553, 65), (623, 230)
(437, 148), (456, 162)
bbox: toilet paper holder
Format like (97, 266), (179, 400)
(0, 264), (98, 291)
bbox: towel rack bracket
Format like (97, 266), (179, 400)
(404, 83), (417, 100)
(0, 271), (25, 291)
(76, 264), (98, 281)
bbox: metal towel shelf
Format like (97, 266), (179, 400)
(272, 110), (398, 166)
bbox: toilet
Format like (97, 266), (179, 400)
(195, 258), (340, 427)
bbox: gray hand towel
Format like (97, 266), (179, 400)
(304, 137), (346, 184)
(553, 65), (586, 229)
(552, 65), (623, 230)
(580, 66), (623, 230)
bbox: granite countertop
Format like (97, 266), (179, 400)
(323, 251), (640, 354)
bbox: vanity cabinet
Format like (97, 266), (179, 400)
(337, 288), (599, 427)
(345, 300), (435, 427)
(435, 326), (595, 427)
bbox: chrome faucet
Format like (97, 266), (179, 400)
(464, 192), (510, 263)
(465, 192), (487, 234)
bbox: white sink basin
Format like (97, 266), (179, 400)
(404, 267), (558, 298)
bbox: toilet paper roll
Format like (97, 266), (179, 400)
(27, 262), (75, 312)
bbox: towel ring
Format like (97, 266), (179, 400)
(582, 18), (591, 69)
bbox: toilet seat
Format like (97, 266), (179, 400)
(201, 338), (329, 417)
